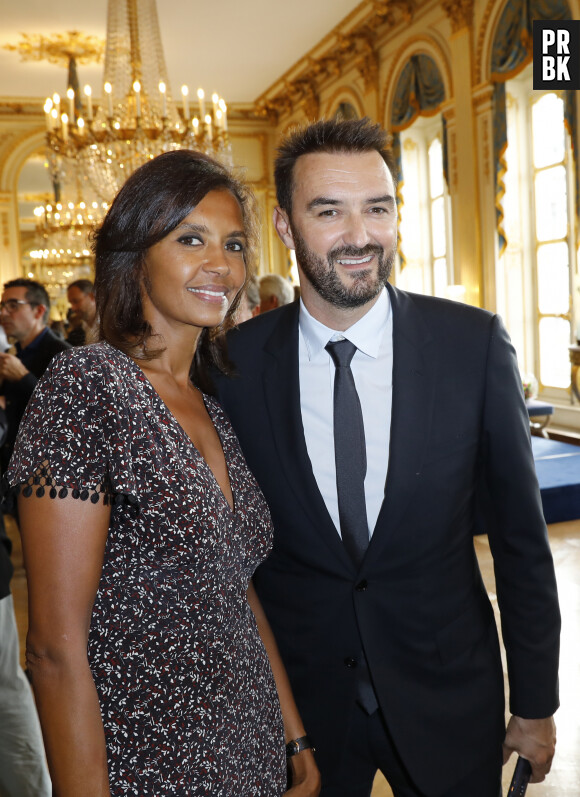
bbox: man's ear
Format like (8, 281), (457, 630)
(273, 206), (295, 250)
(34, 304), (47, 321)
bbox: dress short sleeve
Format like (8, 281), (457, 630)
(6, 345), (138, 509)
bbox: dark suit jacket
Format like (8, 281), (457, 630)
(1, 327), (71, 471)
(213, 284), (560, 795)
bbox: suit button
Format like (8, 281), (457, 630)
(355, 580), (368, 591)
(344, 657), (357, 668)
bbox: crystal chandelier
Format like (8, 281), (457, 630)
(31, 198), (109, 266)
(43, 0), (231, 205)
(25, 196), (102, 294)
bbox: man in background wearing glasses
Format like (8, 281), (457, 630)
(0, 279), (67, 795)
(0, 278), (70, 473)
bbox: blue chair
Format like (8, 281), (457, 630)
(525, 398), (554, 438)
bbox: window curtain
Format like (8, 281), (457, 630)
(491, 0), (573, 255)
(390, 54), (446, 269)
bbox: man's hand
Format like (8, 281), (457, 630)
(0, 353), (29, 382)
(503, 715), (556, 783)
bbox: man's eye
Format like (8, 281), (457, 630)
(319, 209), (337, 217)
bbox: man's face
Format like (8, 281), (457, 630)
(67, 286), (95, 323)
(279, 150), (397, 311)
(0, 286), (41, 343)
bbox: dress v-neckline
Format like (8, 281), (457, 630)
(114, 345), (236, 514)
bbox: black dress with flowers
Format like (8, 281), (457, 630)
(7, 342), (286, 796)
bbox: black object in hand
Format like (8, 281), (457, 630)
(508, 757), (532, 796)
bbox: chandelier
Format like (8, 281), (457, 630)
(42, 0), (231, 205)
(31, 198), (109, 266)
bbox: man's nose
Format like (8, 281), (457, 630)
(342, 214), (371, 249)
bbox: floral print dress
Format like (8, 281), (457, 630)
(8, 342), (286, 796)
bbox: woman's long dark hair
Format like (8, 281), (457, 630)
(92, 149), (259, 390)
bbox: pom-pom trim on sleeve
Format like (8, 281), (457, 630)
(2, 469), (140, 518)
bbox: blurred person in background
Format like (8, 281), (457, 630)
(259, 273), (295, 313)
(236, 275), (261, 323)
(0, 278), (70, 473)
(67, 279), (97, 345)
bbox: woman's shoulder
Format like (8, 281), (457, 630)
(36, 343), (140, 413)
(47, 341), (133, 381)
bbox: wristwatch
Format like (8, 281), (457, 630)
(286, 735), (315, 757)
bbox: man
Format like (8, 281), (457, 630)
(259, 272), (295, 313)
(66, 278), (97, 345)
(0, 278), (56, 794)
(213, 119), (560, 797)
(0, 278), (70, 470)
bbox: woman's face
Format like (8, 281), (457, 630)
(142, 189), (247, 339)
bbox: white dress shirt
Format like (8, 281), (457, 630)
(298, 288), (393, 538)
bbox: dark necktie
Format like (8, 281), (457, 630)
(326, 339), (378, 715)
(325, 339), (369, 567)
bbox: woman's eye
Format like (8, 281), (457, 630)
(178, 235), (202, 246)
(226, 240), (244, 252)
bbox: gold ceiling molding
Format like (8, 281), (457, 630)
(0, 100), (43, 115)
(252, 0), (416, 124)
(474, 0), (499, 85)
(353, 32), (380, 94)
(440, 0), (474, 34)
(19, 192), (52, 204)
(3, 30), (104, 68)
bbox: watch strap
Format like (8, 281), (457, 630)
(285, 735), (315, 758)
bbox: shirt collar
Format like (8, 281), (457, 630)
(299, 287), (391, 361)
(16, 326), (49, 358)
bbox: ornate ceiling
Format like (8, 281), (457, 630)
(0, 0), (367, 106)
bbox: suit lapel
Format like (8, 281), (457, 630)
(262, 304), (354, 571)
(364, 284), (436, 563)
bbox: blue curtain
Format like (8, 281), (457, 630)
(390, 55), (446, 269)
(391, 55), (446, 131)
(491, 0), (573, 255)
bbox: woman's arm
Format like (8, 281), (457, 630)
(247, 581), (321, 796)
(18, 490), (112, 796)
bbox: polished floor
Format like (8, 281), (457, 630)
(7, 517), (580, 796)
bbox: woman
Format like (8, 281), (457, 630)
(8, 151), (319, 796)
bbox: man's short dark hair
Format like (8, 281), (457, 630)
(3, 278), (50, 323)
(68, 279), (94, 295)
(274, 117), (396, 215)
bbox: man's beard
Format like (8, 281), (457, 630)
(292, 226), (395, 309)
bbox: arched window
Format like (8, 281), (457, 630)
(389, 54), (450, 297)
(500, 68), (576, 394)
(490, 0), (578, 396)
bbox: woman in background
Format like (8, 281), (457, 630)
(8, 150), (319, 796)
